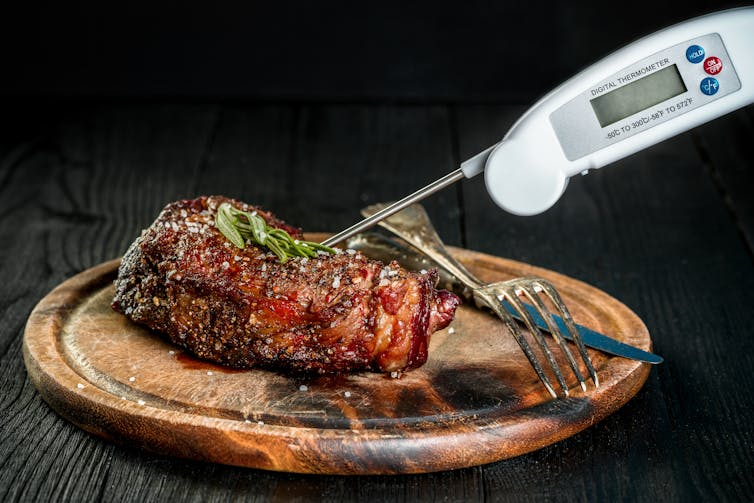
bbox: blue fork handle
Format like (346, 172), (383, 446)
(501, 300), (663, 364)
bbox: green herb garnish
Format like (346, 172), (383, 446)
(215, 202), (336, 263)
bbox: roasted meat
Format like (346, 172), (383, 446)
(112, 196), (460, 373)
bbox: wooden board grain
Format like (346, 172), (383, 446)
(22, 239), (653, 475)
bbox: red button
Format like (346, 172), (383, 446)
(704, 56), (723, 75)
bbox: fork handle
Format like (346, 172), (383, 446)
(361, 203), (484, 291)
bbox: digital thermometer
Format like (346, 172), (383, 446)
(322, 7), (754, 246)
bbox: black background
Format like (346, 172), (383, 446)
(2, 1), (749, 102)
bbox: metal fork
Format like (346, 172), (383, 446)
(361, 203), (599, 398)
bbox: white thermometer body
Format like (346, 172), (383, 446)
(462, 6), (754, 215)
(322, 7), (754, 247)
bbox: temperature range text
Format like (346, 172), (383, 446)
(605, 97), (694, 139)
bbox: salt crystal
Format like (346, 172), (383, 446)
(129, 376), (136, 382)
(448, 327), (455, 334)
(137, 399), (145, 406)
(420, 269), (427, 275)
(299, 385), (308, 392)
(258, 421), (265, 426)
(207, 371), (213, 376)
(77, 383), (85, 389)
(168, 350), (175, 355)
(221, 261), (230, 270)
(390, 371), (399, 379)
(344, 391), (352, 398)
(332, 276), (341, 288)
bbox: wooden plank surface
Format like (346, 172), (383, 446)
(1, 103), (753, 501)
(456, 105), (754, 501)
(692, 107), (754, 252)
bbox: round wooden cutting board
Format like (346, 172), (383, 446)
(23, 241), (653, 475)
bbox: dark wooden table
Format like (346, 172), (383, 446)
(1, 101), (753, 501)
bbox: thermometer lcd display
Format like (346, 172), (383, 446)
(590, 65), (687, 127)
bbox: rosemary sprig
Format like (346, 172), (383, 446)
(215, 202), (336, 263)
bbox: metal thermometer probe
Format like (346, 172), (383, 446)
(322, 6), (754, 247)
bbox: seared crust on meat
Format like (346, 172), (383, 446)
(112, 196), (460, 374)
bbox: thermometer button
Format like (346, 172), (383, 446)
(700, 77), (719, 96)
(704, 56), (723, 75)
(686, 44), (705, 63)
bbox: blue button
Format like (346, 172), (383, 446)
(700, 77), (719, 95)
(686, 45), (705, 63)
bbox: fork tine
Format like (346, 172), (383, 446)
(475, 292), (559, 399)
(534, 280), (600, 388)
(513, 279), (588, 392)
(364, 202), (600, 398)
(494, 285), (570, 397)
